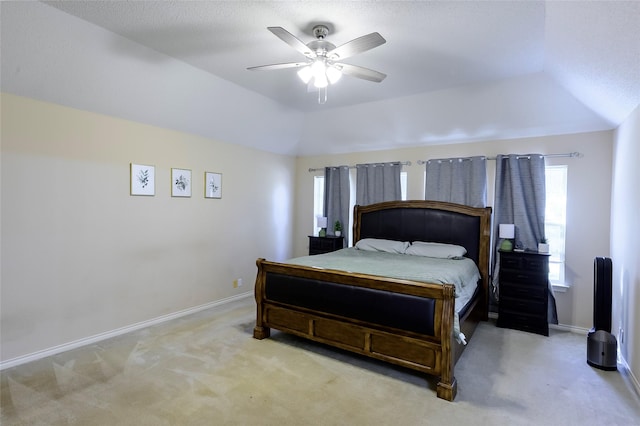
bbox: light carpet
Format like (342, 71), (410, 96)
(1, 296), (639, 425)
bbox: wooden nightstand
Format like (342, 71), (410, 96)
(308, 236), (344, 255)
(497, 250), (550, 336)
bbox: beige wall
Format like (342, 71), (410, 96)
(1, 94), (296, 362)
(611, 105), (640, 389)
(1, 91), (627, 380)
(294, 131), (614, 330)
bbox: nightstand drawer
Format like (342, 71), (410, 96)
(499, 296), (546, 315)
(522, 256), (548, 272)
(311, 238), (337, 251)
(497, 311), (549, 336)
(500, 255), (523, 270)
(500, 283), (546, 301)
(308, 236), (344, 255)
(500, 270), (547, 286)
(501, 254), (549, 274)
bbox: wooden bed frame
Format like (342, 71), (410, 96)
(253, 200), (492, 401)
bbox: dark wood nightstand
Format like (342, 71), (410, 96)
(308, 236), (344, 255)
(497, 250), (550, 336)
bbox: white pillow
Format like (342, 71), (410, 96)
(406, 241), (467, 259)
(355, 238), (409, 254)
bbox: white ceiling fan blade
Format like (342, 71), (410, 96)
(267, 26), (316, 58)
(327, 32), (386, 61)
(247, 61), (309, 71)
(336, 63), (387, 82)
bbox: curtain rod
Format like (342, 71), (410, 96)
(416, 152), (582, 165)
(308, 161), (411, 173)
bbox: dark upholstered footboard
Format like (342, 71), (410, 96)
(264, 272), (437, 336)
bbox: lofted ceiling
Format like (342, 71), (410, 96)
(2, 1), (639, 156)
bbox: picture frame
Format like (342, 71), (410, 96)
(130, 163), (155, 196)
(204, 172), (222, 199)
(171, 168), (192, 197)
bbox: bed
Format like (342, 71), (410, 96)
(253, 200), (492, 401)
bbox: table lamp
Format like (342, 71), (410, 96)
(499, 224), (515, 251)
(317, 216), (328, 237)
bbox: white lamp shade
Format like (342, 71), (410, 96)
(297, 66), (313, 84)
(326, 66), (342, 84)
(316, 216), (328, 228)
(308, 59), (328, 88)
(499, 224), (515, 239)
(311, 59), (325, 74)
(313, 72), (328, 88)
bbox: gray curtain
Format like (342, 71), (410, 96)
(355, 162), (402, 206)
(492, 154), (546, 252)
(491, 154), (556, 324)
(324, 166), (350, 245)
(424, 156), (487, 207)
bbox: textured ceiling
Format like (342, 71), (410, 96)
(41, 1), (548, 112)
(2, 1), (639, 155)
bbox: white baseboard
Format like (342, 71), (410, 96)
(0, 291), (253, 371)
(489, 312), (590, 335)
(618, 355), (640, 399)
(549, 322), (590, 334)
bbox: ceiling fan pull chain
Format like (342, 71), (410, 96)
(318, 86), (328, 104)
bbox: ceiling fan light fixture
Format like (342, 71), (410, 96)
(326, 66), (342, 84)
(309, 59), (328, 88)
(311, 59), (326, 74)
(314, 72), (329, 88)
(297, 66), (313, 84)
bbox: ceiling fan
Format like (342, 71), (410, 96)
(248, 25), (387, 103)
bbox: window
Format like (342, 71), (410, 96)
(400, 171), (407, 200)
(312, 171), (408, 236)
(545, 166), (567, 285)
(313, 175), (325, 235)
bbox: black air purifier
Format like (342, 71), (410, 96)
(587, 257), (617, 371)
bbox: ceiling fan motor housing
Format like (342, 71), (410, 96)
(308, 26), (335, 57)
(307, 40), (336, 56)
(312, 25), (329, 39)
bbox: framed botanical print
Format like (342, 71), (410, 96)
(171, 168), (192, 197)
(204, 172), (222, 199)
(130, 163), (155, 196)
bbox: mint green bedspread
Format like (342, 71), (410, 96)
(286, 248), (481, 343)
(287, 248), (480, 295)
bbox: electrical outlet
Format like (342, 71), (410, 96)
(233, 278), (243, 288)
(237, 278), (243, 287)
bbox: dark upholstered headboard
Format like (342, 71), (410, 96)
(353, 200), (492, 271)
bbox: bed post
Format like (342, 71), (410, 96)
(478, 206), (492, 321)
(253, 258), (270, 339)
(437, 284), (457, 401)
